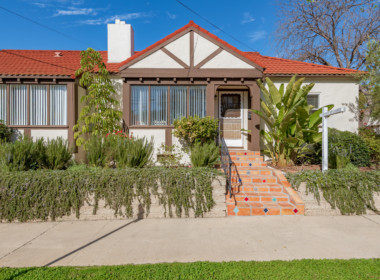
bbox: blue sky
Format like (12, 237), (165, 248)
(0, 0), (279, 56)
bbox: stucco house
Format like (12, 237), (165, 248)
(0, 20), (360, 159)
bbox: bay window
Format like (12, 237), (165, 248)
(10, 85), (27, 125)
(0, 84), (68, 126)
(50, 85), (67, 125)
(30, 85), (47, 125)
(130, 85), (206, 126)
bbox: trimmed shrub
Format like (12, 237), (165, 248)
(173, 116), (219, 146)
(86, 134), (154, 168)
(359, 127), (380, 164)
(0, 136), (72, 171)
(0, 121), (12, 142)
(328, 128), (370, 167)
(0, 167), (220, 222)
(45, 138), (73, 170)
(191, 142), (220, 168)
(286, 167), (380, 215)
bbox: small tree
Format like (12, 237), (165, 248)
(74, 48), (122, 148)
(252, 75), (333, 167)
(362, 39), (380, 122)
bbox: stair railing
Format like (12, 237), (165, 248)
(220, 137), (233, 198)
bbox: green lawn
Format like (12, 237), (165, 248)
(1, 259), (380, 280)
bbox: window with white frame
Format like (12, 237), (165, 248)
(131, 85), (206, 126)
(307, 94), (319, 113)
(1, 84), (67, 126)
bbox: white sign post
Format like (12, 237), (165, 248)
(320, 107), (346, 172)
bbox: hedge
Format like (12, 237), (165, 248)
(286, 167), (380, 215)
(0, 167), (221, 222)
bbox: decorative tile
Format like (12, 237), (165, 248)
(244, 197), (249, 201)
(263, 179), (266, 183)
(264, 208), (269, 213)
(233, 207), (239, 214)
(293, 208), (298, 214)
(244, 152), (247, 155)
(249, 163), (252, 167)
(247, 171), (250, 175)
(254, 187), (258, 192)
(239, 179), (242, 183)
(237, 157), (240, 160)
(272, 197), (277, 202)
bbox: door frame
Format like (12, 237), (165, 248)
(218, 91), (244, 147)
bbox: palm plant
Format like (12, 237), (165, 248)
(252, 75), (333, 167)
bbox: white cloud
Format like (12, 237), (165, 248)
(79, 12), (151, 25)
(241, 12), (255, 24)
(248, 30), (267, 42)
(33, 2), (47, 8)
(166, 11), (177, 20)
(54, 7), (97, 16)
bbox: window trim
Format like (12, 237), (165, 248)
(307, 93), (320, 113)
(130, 84), (207, 127)
(0, 83), (69, 128)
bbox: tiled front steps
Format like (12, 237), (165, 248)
(227, 150), (304, 216)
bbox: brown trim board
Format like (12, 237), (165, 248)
(161, 48), (189, 69)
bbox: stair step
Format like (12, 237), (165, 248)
(227, 201), (300, 216)
(229, 150), (261, 156)
(231, 168), (272, 176)
(230, 156), (263, 162)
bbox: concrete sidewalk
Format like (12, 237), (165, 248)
(1, 216), (380, 267)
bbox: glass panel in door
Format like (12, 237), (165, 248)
(220, 93), (242, 147)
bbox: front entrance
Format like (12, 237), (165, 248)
(219, 92), (243, 147)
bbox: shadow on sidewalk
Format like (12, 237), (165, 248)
(44, 218), (141, 267)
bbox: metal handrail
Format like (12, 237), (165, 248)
(220, 137), (233, 198)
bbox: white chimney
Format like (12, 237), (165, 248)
(107, 19), (134, 63)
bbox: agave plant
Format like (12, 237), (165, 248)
(252, 75), (333, 167)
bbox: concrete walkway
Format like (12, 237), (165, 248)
(1, 216), (380, 267)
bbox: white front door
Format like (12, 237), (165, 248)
(219, 92), (243, 147)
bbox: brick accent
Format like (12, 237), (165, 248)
(226, 150), (304, 216)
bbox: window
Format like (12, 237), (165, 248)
(1, 84), (67, 126)
(131, 85), (207, 126)
(0, 85), (6, 123)
(151, 86), (168, 125)
(50, 85), (67, 125)
(30, 85), (47, 125)
(307, 94), (319, 113)
(189, 86), (206, 117)
(10, 85), (27, 125)
(131, 86), (149, 125)
(170, 86), (187, 124)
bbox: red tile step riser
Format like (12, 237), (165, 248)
(229, 151), (261, 156)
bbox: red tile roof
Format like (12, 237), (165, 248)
(245, 52), (359, 76)
(0, 50), (121, 78)
(0, 21), (361, 78)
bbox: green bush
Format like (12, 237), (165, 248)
(328, 128), (370, 167)
(86, 134), (154, 168)
(0, 168), (220, 222)
(86, 135), (108, 167)
(0, 136), (72, 171)
(173, 116), (219, 146)
(191, 142), (220, 168)
(359, 128), (380, 164)
(0, 121), (12, 142)
(157, 144), (183, 167)
(286, 167), (380, 215)
(45, 138), (73, 170)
